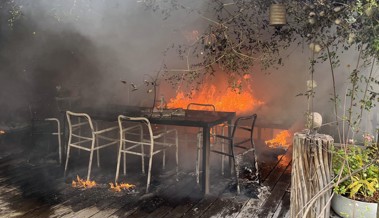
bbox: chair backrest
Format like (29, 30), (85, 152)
(66, 111), (95, 140)
(28, 98), (58, 120)
(187, 103), (216, 111)
(29, 95), (80, 120)
(118, 115), (153, 143)
(231, 114), (257, 147)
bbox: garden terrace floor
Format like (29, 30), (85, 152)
(0, 128), (294, 218)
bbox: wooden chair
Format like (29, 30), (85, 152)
(212, 114), (258, 194)
(116, 115), (178, 193)
(64, 111), (119, 180)
(186, 103), (226, 184)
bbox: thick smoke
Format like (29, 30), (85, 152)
(0, 1), (204, 123)
(1, 0), (378, 141)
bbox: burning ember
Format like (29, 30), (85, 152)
(71, 175), (96, 189)
(265, 130), (291, 149)
(0, 130), (5, 135)
(109, 182), (135, 192)
(167, 74), (264, 114)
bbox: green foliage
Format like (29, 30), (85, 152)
(144, 0), (379, 100)
(333, 137), (379, 202)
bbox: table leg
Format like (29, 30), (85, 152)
(202, 126), (210, 195)
(62, 112), (67, 153)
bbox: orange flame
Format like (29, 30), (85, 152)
(109, 182), (135, 192)
(277, 154), (292, 167)
(265, 130), (291, 149)
(167, 75), (263, 114)
(0, 130), (5, 135)
(71, 175), (96, 189)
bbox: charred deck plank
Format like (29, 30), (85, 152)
(0, 135), (294, 218)
(272, 191), (290, 218)
(235, 147), (292, 218)
(257, 164), (291, 217)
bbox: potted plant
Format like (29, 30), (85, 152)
(331, 133), (379, 218)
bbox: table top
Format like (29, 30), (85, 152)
(72, 105), (236, 128)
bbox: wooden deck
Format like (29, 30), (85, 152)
(0, 130), (292, 218)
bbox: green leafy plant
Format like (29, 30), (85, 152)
(333, 134), (379, 203)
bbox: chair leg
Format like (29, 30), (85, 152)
(115, 140), (123, 183)
(196, 133), (201, 184)
(162, 150), (166, 170)
(221, 127), (225, 175)
(254, 149), (260, 184)
(64, 145), (71, 177)
(140, 128), (145, 174)
(221, 144), (225, 176)
(78, 119), (82, 156)
(162, 132), (166, 170)
(62, 113), (67, 154)
(97, 149), (100, 167)
(230, 145), (240, 195)
(140, 146), (144, 174)
(123, 140), (127, 175)
(229, 142), (234, 175)
(53, 119), (62, 164)
(233, 155), (240, 195)
(95, 123), (100, 167)
(175, 131), (179, 180)
(87, 140), (95, 181)
(146, 154), (153, 193)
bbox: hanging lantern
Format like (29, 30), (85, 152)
(269, 4), (287, 27)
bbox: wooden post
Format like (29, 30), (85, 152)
(290, 133), (333, 218)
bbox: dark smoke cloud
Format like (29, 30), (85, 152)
(0, 0), (204, 123)
(0, 0), (378, 140)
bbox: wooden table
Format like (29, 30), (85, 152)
(73, 105), (236, 195)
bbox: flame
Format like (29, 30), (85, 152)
(243, 74), (251, 79)
(265, 130), (291, 149)
(277, 154), (292, 167)
(167, 75), (263, 115)
(71, 175), (96, 189)
(109, 182), (135, 192)
(0, 130), (5, 135)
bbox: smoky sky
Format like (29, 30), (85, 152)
(0, 0), (378, 139)
(0, 0), (204, 120)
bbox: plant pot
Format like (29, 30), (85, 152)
(331, 193), (378, 218)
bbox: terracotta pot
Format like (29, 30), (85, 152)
(331, 193), (378, 218)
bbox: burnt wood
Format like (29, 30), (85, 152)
(263, 147), (292, 190)
(0, 131), (294, 218)
(257, 164), (292, 217)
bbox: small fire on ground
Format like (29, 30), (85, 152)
(0, 130), (5, 135)
(109, 182), (135, 192)
(277, 154), (291, 167)
(265, 130), (291, 149)
(72, 175), (96, 189)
